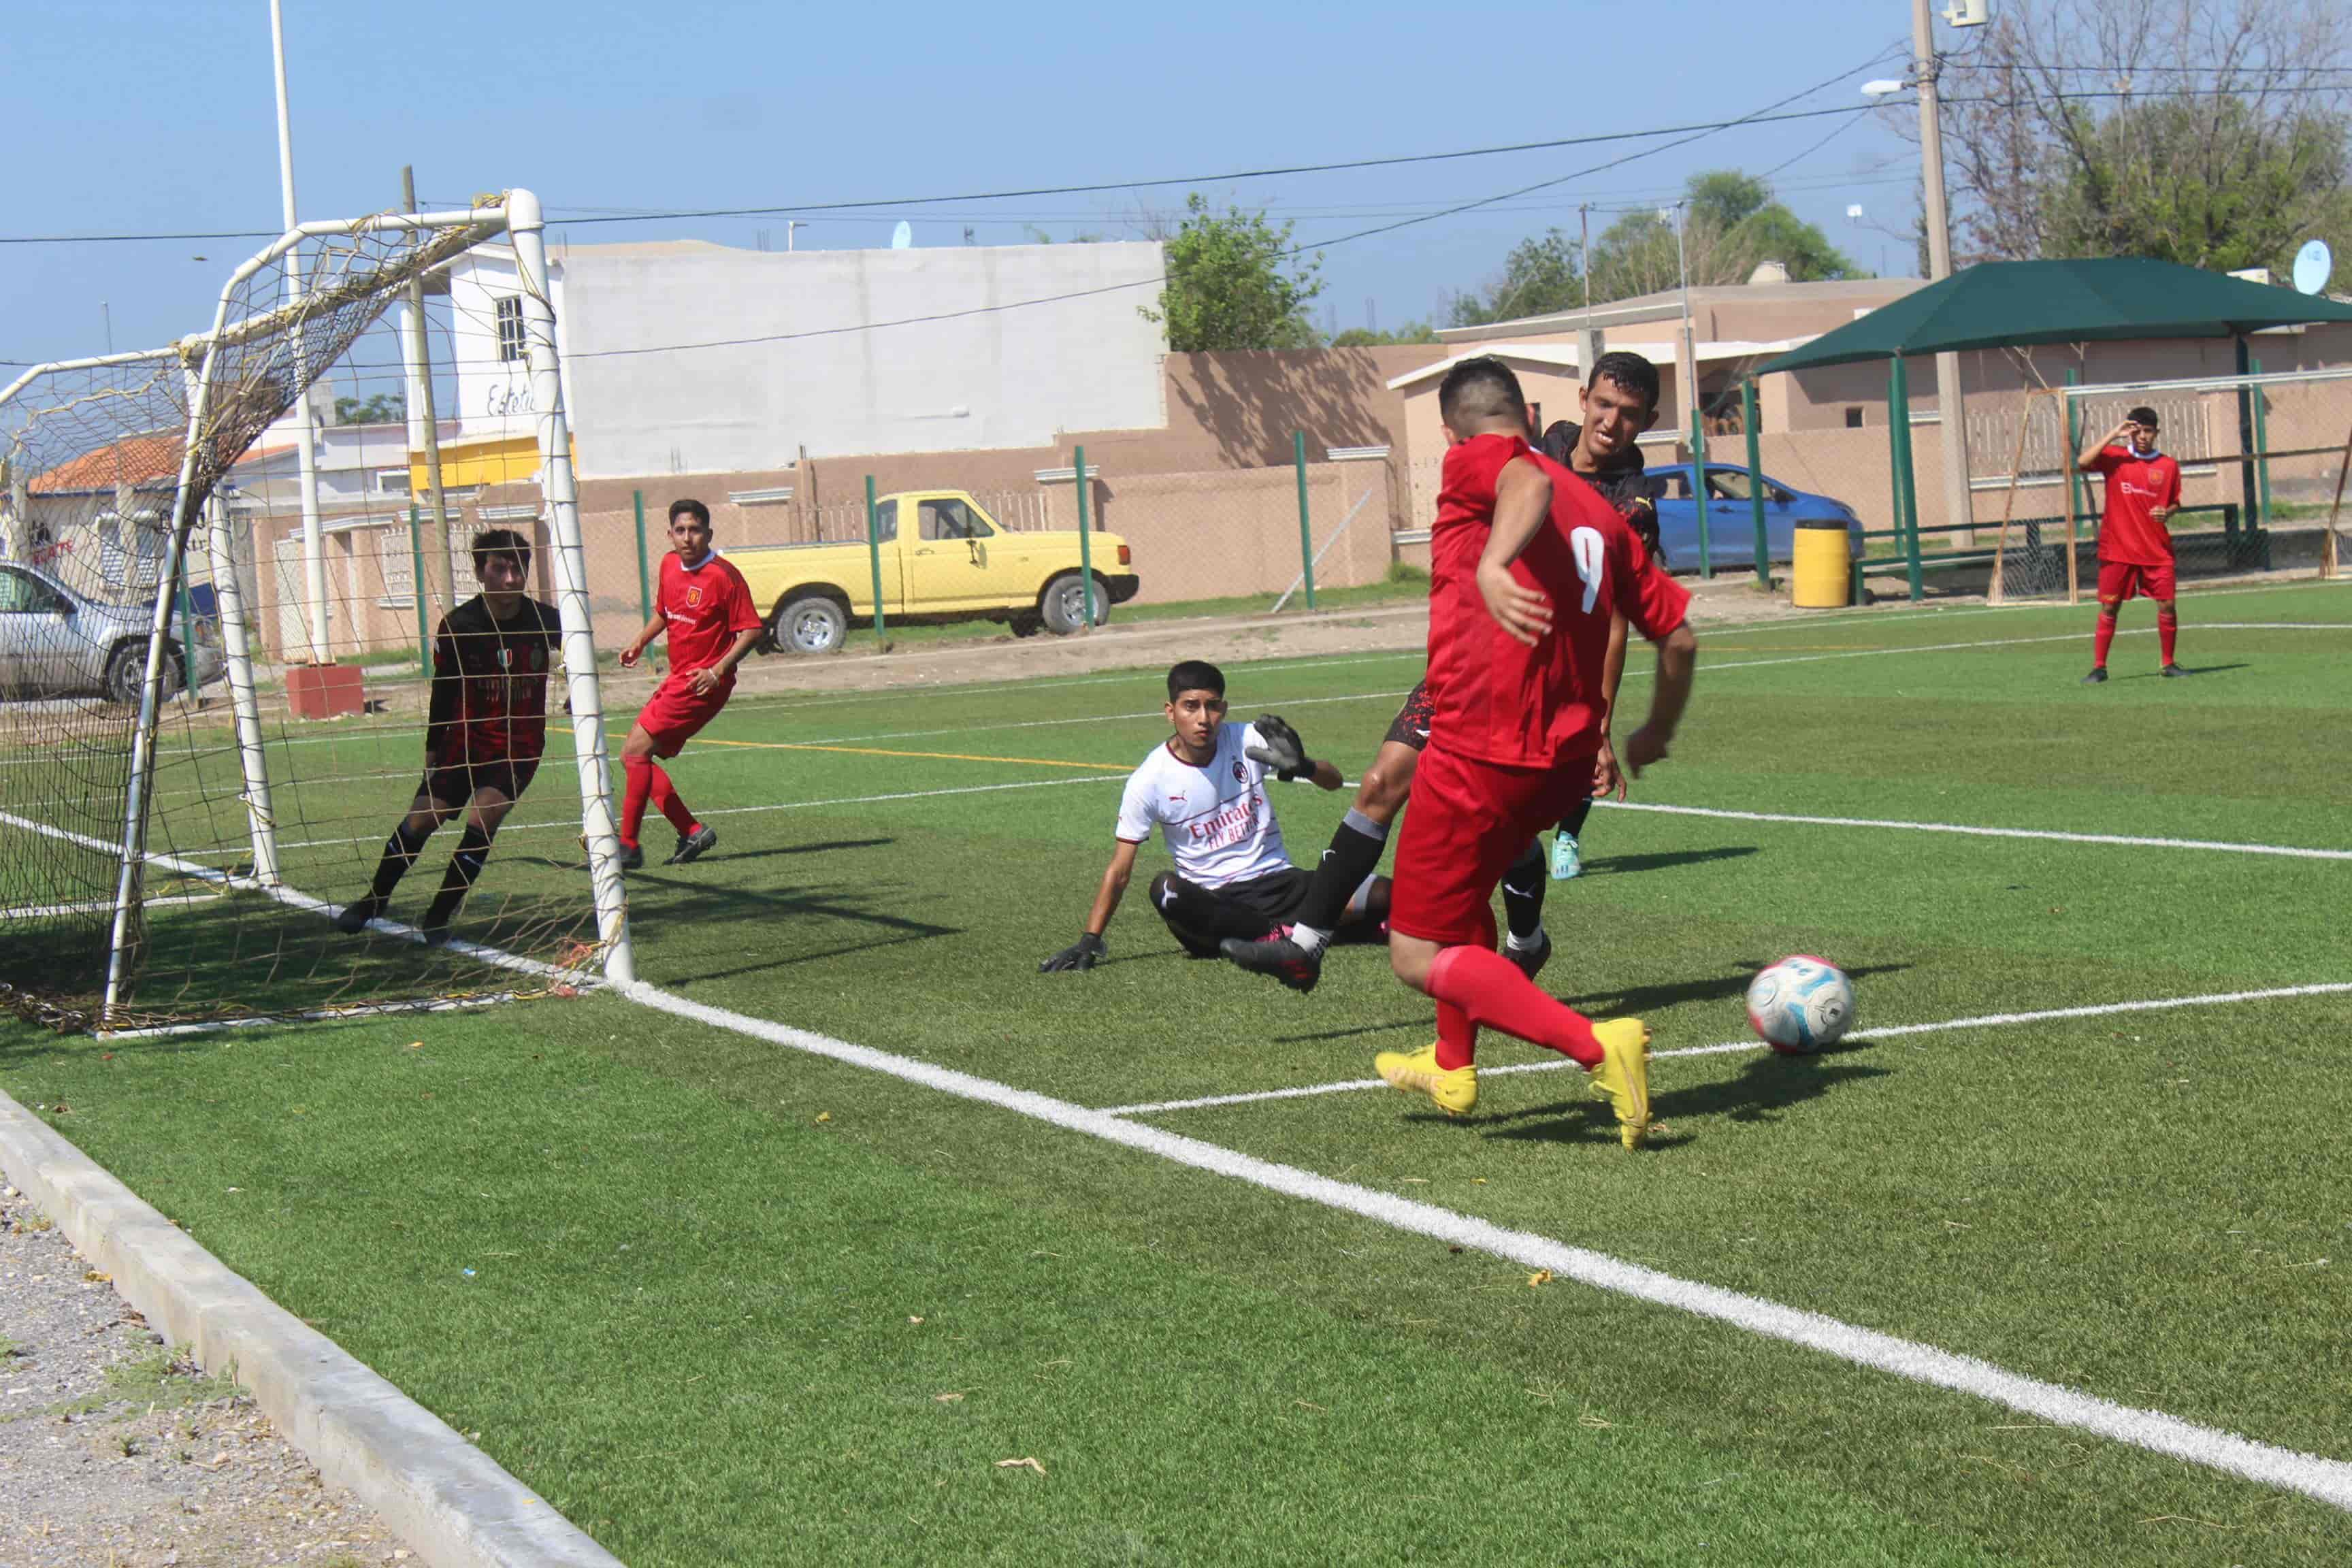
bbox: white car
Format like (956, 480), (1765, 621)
(0, 560), (225, 704)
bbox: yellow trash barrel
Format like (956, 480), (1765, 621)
(1792, 519), (1852, 608)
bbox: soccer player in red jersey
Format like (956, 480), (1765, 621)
(615, 498), (764, 869)
(1373, 357), (1697, 1148)
(334, 529), (561, 943)
(1222, 352), (1671, 995)
(2076, 404), (2185, 683)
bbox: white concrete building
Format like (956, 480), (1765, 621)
(439, 238), (1169, 480)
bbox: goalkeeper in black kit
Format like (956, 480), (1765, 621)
(333, 529), (563, 944)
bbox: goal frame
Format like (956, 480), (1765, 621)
(1990, 366), (2352, 605)
(0, 189), (636, 1024)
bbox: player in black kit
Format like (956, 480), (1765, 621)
(333, 529), (563, 943)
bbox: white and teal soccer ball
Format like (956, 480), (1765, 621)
(1746, 956), (1855, 1056)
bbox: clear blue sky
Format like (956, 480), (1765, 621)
(1, 0), (1931, 370)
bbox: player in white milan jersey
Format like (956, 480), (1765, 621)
(1039, 659), (1389, 973)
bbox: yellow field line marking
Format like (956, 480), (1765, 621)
(694, 738), (1117, 770)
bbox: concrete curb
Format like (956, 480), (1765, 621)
(0, 1088), (623, 1568)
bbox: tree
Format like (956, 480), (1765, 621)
(1141, 194), (1324, 351)
(1448, 229), (1582, 327)
(333, 392), (404, 426)
(1330, 322), (1439, 346)
(1933, 0), (2352, 272)
(1452, 172), (1860, 324)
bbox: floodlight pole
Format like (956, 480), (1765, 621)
(270, 0), (331, 664)
(1914, 0), (1975, 549)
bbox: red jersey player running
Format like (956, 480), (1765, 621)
(1375, 357), (1697, 1149)
(615, 498), (764, 869)
(2076, 404), (2185, 683)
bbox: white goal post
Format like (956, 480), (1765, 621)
(0, 189), (633, 1028)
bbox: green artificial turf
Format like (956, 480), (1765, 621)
(6, 579), (2351, 1563)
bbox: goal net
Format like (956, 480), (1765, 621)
(0, 191), (633, 1033)
(1989, 367), (2352, 603)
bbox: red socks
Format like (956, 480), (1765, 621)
(2157, 608), (2178, 665)
(619, 757), (696, 848)
(621, 754), (652, 848)
(1425, 945), (1603, 1068)
(2093, 611), (2117, 669)
(1435, 1000), (1477, 1071)
(649, 764), (698, 837)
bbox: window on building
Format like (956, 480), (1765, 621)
(495, 296), (525, 363)
(1844, 406), (1865, 429)
(374, 468), (412, 495)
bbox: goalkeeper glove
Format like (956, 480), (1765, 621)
(1245, 714), (1315, 782)
(1039, 931), (1107, 973)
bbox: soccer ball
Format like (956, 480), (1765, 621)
(1746, 956), (1855, 1056)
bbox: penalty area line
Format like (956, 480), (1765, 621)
(1098, 980), (2352, 1117)
(1595, 800), (2352, 861)
(616, 977), (2352, 1514)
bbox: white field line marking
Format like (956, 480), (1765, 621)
(1594, 800), (2352, 861)
(1, 893), (218, 920)
(0, 809), (577, 986)
(1096, 981), (2352, 1117)
(177, 772), (1135, 858)
(617, 977), (2352, 1512)
(100, 990), (525, 1041)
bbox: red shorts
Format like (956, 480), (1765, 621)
(635, 672), (734, 756)
(2097, 560), (2175, 604)
(1390, 742), (1591, 948)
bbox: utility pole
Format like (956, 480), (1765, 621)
(399, 165), (457, 624)
(1915, 0), (1974, 546)
(271, 0), (331, 664)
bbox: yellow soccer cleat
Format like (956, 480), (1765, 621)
(1586, 1017), (1652, 1150)
(1375, 1042), (1479, 1117)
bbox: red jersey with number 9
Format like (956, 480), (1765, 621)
(1425, 434), (1690, 770)
(657, 550), (763, 674)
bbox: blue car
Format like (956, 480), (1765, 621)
(1635, 463), (1863, 573)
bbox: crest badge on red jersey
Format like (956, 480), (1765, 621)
(686, 585), (705, 608)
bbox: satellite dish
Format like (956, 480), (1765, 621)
(2293, 239), (2333, 296)
(890, 220), (913, 250)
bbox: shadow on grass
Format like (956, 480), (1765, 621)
(638, 877), (961, 982)
(1476, 1036), (1889, 1149)
(1550, 960), (1910, 1017)
(2107, 661), (2249, 679)
(1577, 845), (1759, 877)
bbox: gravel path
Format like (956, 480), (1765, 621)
(0, 1180), (416, 1568)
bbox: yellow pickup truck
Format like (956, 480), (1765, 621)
(731, 489), (1140, 653)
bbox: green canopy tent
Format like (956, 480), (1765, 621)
(1752, 258), (2352, 598)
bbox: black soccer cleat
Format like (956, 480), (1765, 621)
(1220, 932), (1322, 993)
(666, 824), (719, 866)
(2161, 663), (2188, 679)
(419, 897), (461, 947)
(1503, 926), (1552, 983)
(333, 896), (384, 935)
(616, 842), (644, 872)
(2079, 668), (2108, 685)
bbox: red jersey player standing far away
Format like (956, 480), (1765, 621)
(1375, 356), (1698, 1149)
(615, 498), (765, 869)
(2076, 404), (2185, 683)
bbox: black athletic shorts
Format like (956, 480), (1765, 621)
(418, 757), (540, 809)
(1194, 866), (1316, 928)
(1383, 680), (1436, 753)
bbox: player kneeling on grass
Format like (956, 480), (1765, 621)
(1376, 357), (1696, 1149)
(335, 529), (559, 945)
(614, 498), (765, 870)
(1040, 660), (1387, 973)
